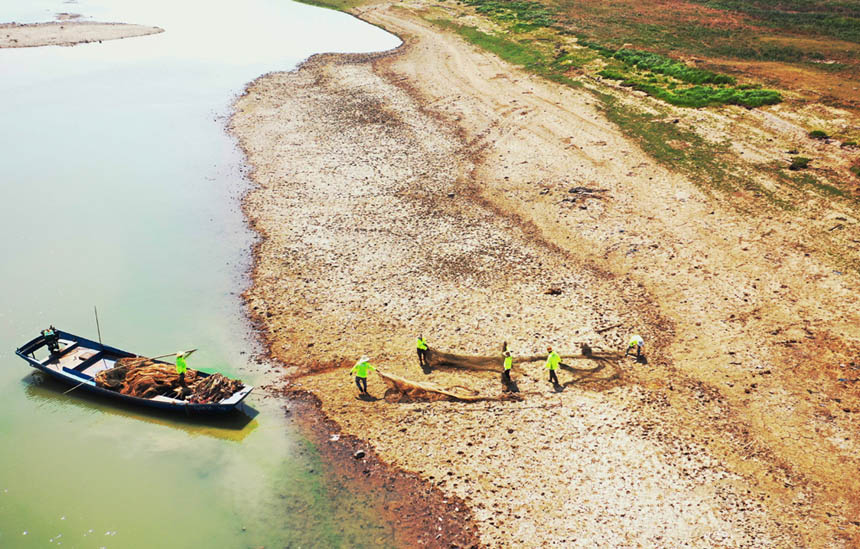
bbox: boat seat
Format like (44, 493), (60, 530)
(63, 367), (93, 381)
(56, 340), (79, 356)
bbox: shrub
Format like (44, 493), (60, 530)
(789, 156), (811, 170)
(611, 48), (736, 85)
(809, 130), (829, 139)
(842, 140), (858, 148)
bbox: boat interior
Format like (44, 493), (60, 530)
(37, 339), (125, 382)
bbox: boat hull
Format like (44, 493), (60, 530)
(16, 330), (253, 415)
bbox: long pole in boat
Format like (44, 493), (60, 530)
(63, 306), (107, 395)
(94, 306), (103, 346)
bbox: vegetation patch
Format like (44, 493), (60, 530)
(590, 92), (789, 208)
(809, 130), (830, 140)
(688, 0), (860, 44)
(460, 0), (556, 32)
(608, 48), (735, 85)
(431, 19), (546, 68)
(584, 42), (781, 107)
(789, 156), (811, 171)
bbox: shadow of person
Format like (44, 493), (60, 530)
(501, 374), (520, 393)
(560, 361), (605, 374)
(636, 355), (648, 365)
(356, 393), (380, 402)
(420, 362), (433, 375)
(552, 382), (564, 393)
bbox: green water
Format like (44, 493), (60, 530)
(0, 0), (400, 547)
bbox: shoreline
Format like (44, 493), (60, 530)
(0, 21), (163, 48)
(231, 1), (860, 546)
(235, 50), (483, 548)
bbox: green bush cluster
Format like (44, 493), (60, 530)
(789, 156), (811, 170)
(597, 70), (781, 107)
(611, 48), (736, 85)
(809, 130), (829, 139)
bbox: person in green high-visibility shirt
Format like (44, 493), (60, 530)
(351, 356), (376, 394)
(176, 352), (188, 385)
(545, 346), (560, 386)
(625, 334), (644, 359)
(416, 335), (429, 369)
(502, 350), (513, 383)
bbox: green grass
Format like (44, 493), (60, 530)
(591, 92), (789, 208)
(580, 41), (781, 108)
(431, 19), (546, 67)
(789, 172), (848, 198)
(447, 0), (783, 109)
(688, 0), (860, 44)
(597, 70), (781, 108)
(850, 163), (860, 178)
(460, 0), (556, 32)
(610, 49), (735, 85)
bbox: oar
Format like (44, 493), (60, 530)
(149, 349), (197, 361)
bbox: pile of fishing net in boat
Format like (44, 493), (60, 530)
(94, 357), (243, 403)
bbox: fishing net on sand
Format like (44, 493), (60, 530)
(94, 357), (242, 403)
(377, 371), (518, 403)
(426, 348), (623, 372)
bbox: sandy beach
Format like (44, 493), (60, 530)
(1, 21), (162, 48)
(231, 1), (860, 546)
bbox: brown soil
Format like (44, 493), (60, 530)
(230, 2), (860, 547)
(0, 21), (163, 48)
(287, 390), (481, 548)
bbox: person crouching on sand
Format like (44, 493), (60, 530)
(351, 356), (376, 394)
(626, 334), (644, 359)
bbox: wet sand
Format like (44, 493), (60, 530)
(231, 2), (860, 547)
(0, 21), (162, 48)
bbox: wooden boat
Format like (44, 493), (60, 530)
(15, 329), (253, 414)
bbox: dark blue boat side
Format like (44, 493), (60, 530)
(15, 330), (253, 414)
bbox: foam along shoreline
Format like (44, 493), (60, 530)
(0, 21), (163, 48)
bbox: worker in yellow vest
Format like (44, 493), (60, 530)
(351, 356), (376, 394)
(416, 335), (429, 369)
(176, 351), (189, 385)
(626, 334), (644, 359)
(502, 350), (513, 383)
(545, 346), (560, 386)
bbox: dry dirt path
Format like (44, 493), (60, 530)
(232, 2), (860, 547)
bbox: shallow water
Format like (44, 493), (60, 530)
(0, 0), (400, 546)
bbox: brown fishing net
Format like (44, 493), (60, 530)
(377, 371), (518, 403)
(426, 348), (623, 372)
(94, 357), (242, 403)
